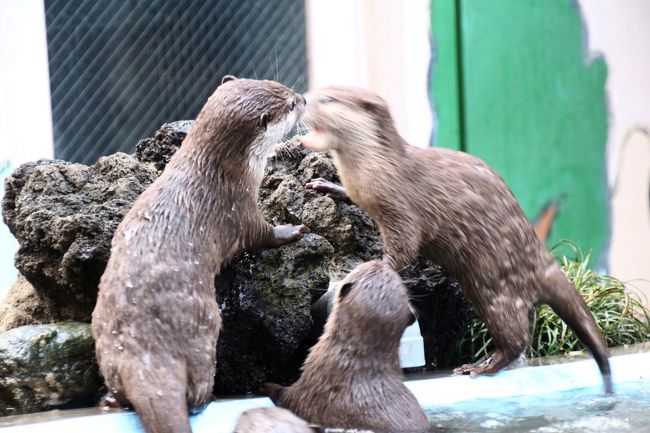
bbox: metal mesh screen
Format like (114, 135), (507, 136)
(45, 0), (308, 164)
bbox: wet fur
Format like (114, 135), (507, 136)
(302, 86), (612, 394)
(265, 260), (430, 433)
(234, 407), (315, 433)
(91, 78), (306, 433)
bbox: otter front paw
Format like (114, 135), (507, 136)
(305, 178), (349, 202)
(271, 224), (310, 247)
(98, 391), (126, 411)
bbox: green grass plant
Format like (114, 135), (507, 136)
(456, 245), (650, 363)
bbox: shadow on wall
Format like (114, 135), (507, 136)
(610, 127), (650, 304)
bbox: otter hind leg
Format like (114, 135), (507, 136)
(454, 298), (531, 377)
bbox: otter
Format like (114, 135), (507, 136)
(91, 76), (309, 433)
(263, 260), (431, 433)
(234, 407), (377, 433)
(234, 407), (314, 433)
(300, 86), (612, 394)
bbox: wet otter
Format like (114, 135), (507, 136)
(263, 260), (431, 433)
(234, 408), (377, 433)
(301, 86), (612, 394)
(91, 76), (309, 433)
(234, 407), (314, 433)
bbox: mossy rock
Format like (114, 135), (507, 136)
(0, 323), (101, 416)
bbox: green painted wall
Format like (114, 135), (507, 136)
(430, 0), (609, 261)
(430, 0), (461, 150)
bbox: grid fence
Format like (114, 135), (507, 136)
(45, 0), (308, 164)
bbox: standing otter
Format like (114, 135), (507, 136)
(263, 260), (431, 433)
(91, 77), (309, 433)
(301, 86), (612, 394)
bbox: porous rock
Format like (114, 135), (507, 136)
(262, 140), (382, 276)
(0, 323), (101, 416)
(2, 153), (159, 321)
(0, 275), (75, 333)
(134, 120), (193, 171)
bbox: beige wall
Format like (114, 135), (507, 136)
(0, 0), (54, 301)
(0, 0), (53, 165)
(609, 129), (650, 303)
(580, 0), (650, 304)
(306, 0), (432, 148)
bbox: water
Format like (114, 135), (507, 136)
(426, 379), (650, 433)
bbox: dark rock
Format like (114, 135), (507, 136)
(0, 323), (101, 416)
(399, 257), (474, 368)
(134, 121), (194, 171)
(215, 234), (333, 394)
(2, 154), (159, 322)
(261, 139), (382, 277)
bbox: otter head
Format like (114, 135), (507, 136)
(299, 86), (398, 156)
(194, 76), (305, 181)
(234, 407), (316, 433)
(329, 260), (415, 348)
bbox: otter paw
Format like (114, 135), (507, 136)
(305, 178), (349, 201)
(272, 224), (310, 246)
(98, 392), (126, 411)
(453, 357), (493, 377)
(189, 400), (212, 415)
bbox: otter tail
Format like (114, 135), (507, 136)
(122, 363), (192, 433)
(546, 276), (613, 394)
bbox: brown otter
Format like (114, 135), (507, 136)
(91, 76), (309, 433)
(234, 407), (377, 433)
(263, 260), (431, 433)
(300, 86), (612, 394)
(234, 407), (315, 433)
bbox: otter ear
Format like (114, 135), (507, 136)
(338, 282), (353, 299)
(221, 75), (237, 84)
(360, 99), (382, 113)
(260, 113), (270, 129)
(359, 94), (387, 115)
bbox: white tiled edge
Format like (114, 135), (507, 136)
(2, 351), (648, 433)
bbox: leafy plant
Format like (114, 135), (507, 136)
(455, 245), (650, 363)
